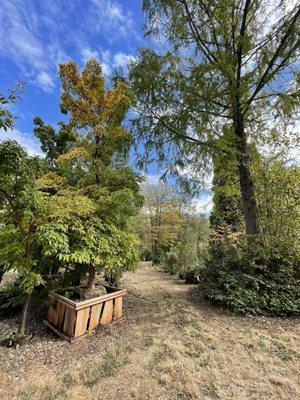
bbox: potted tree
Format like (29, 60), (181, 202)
(36, 59), (142, 340)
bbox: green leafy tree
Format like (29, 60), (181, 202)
(140, 181), (182, 264)
(162, 213), (210, 280)
(0, 83), (23, 131)
(0, 141), (45, 334)
(210, 152), (243, 232)
(33, 117), (76, 168)
(200, 154), (300, 316)
(129, 0), (300, 237)
(40, 59), (143, 288)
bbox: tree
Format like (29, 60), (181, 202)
(0, 83), (23, 131)
(210, 151), (243, 232)
(140, 180), (182, 263)
(162, 213), (210, 280)
(129, 0), (300, 236)
(53, 59), (142, 287)
(33, 117), (76, 169)
(0, 141), (45, 334)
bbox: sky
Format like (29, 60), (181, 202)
(0, 0), (212, 214)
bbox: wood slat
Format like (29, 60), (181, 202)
(47, 305), (55, 324)
(58, 304), (66, 330)
(113, 297), (123, 320)
(100, 300), (113, 325)
(63, 307), (76, 336)
(53, 301), (63, 327)
(74, 308), (90, 337)
(75, 289), (127, 310)
(88, 303), (103, 331)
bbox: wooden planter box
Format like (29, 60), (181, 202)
(44, 284), (127, 342)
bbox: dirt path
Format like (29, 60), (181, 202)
(0, 263), (299, 400)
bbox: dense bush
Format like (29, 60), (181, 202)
(200, 224), (299, 316)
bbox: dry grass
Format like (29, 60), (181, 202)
(1, 263), (299, 400)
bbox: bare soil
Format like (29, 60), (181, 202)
(0, 263), (299, 400)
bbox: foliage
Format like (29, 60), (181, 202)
(255, 159), (300, 267)
(0, 141), (50, 332)
(200, 160), (300, 316)
(34, 59), (142, 288)
(2, 332), (31, 348)
(130, 0), (300, 236)
(0, 141), (46, 296)
(210, 152), (243, 232)
(33, 117), (76, 168)
(138, 180), (182, 263)
(0, 83), (23, 131)
(200, 235), (299, 316)
(161, 214), (210, 281)
(0, 60), (143, 335)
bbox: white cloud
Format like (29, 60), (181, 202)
(0, 1), (139, 91)
(0, 0), (57, 93)
(90, 0), (135, 38)
(101, 63), (111, 76)
(113, 52), (135, 68)
(81, 47), (99, 63)
(36, 71), (55, 92)
(80, 48), (135, 76)
(192, 193), (213, 215)
(0, 128), (43, 157)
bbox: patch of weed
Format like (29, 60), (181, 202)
(38, 383), (66, 400)
(13, 386), (37, 400)
(145, 336), (155, 347)
(271, 338), (299, 361)
(81, 342), (133, 387)
(61, 372), (78, 389)
(199, 356), (211, 368)
(258, 335), (266, 349)
(195, 345), (205, 355)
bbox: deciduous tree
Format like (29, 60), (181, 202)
(130, 0), (300, 237)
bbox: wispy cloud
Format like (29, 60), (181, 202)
(0, 1), (139, 92)
(90, 0), (136, 38)
(0, 0), (58, 93)
(36, 71), (55, 93)
(80, 47), (135, 76)
(81, 47), (99, 63)
(113, 53), (136, 68)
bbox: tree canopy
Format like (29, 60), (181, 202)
(129, 0), (300, 235)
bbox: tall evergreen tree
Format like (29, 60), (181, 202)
(129, 0), (300, 236)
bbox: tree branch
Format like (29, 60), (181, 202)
(247, 5), (300, 106)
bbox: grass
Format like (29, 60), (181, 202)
(13, 381), (66, 400)
(13, 343), (134, 399)
(2, 264), (300, 400)
(81, 342), (133, 387)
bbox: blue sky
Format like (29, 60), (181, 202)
(0, 0), (213, 213)
(0, 0), (143, 151)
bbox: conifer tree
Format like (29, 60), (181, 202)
(130, 0), (300, 237)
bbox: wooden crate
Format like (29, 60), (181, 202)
(44, 284), (127, 342)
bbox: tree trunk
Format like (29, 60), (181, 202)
(238, 156), (260, 235)
(234, 114), (260, 235)
(87, 263), (96, 289)
(151, 240), (158, 265)
(94, 133), (101, 185)
(18, 292), (32, 335)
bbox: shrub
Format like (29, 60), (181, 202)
(199, 229), (300, 316)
